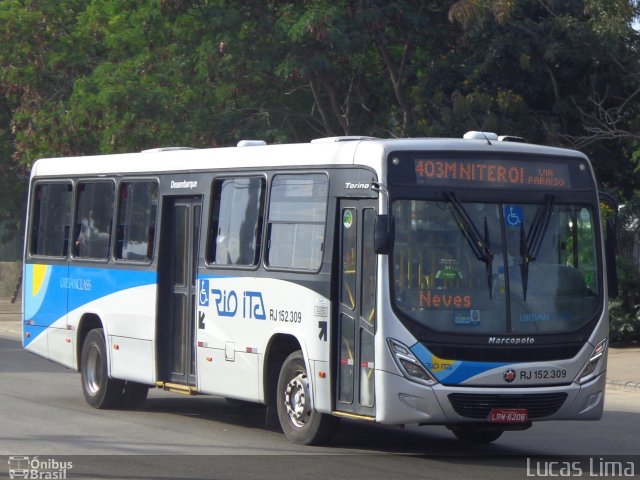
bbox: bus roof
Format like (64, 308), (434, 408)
(30, 137), (588, 178)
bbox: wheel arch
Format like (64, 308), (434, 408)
(76, 313), (104, 371)
(263, 334), (304, 408)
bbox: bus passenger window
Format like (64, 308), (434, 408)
(74, 181), (115, 260)
(267, 174), (328, 271)
(208, 177), (264, 266)
(29, 182), (72, 257)
(115, 181), (158, 262)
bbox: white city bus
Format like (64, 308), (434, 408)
(23, 133), (613, 444)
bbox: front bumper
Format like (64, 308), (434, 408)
(374, 369), (606, 425)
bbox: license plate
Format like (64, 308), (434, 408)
(488, 408), (529, 424)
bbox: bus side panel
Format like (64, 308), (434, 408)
(196, 276), (331, 408)
(48, 326), (74, 369)
(196, 348), (260, 400)
(63, 267), (157, 382)
(23, 263), (69, 362)
(109, 336), (155, 384)
(103, 282), (158, 385)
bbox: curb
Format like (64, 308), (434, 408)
(0, 326), (20, 339)
(606, 380), (640, 391)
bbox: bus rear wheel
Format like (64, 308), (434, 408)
(276, 351), (338, 445)
(449, 425), (504, 444)
(80, 328), (125, 409)
(121, 381), (149, 409)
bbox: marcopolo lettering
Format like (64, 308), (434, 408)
(488, 336), (535, 345)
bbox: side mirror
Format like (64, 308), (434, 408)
(605, 218), (618, 298)
(374, 214), (394, 255)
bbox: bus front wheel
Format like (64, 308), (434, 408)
(276, 351), (338, 445)
(80, 328), (125, 409)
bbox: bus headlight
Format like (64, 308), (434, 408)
(575, 338), (607, 385)
(387, 338), (438, 386)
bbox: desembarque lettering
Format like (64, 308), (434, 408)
(170, 180), (198, 189)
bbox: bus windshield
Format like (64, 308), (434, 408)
(391, 197), (600, 335)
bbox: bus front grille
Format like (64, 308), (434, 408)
(448, 392), (568, 419)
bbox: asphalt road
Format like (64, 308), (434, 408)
(1, 335), (639, 480)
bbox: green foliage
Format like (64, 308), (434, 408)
(608, 193), (640, 344)
(0, 0), (640, 250)
(609, 259), (640, 344)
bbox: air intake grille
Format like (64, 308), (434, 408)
(448, 393), (568, 419)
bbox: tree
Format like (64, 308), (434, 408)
(440, 0), (640, 196)
(0, 0), (639, 185)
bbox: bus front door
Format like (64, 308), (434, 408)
(336, 201), (377, 418)
(158, 197), (202, 386)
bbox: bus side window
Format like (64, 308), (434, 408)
(146, 226), (155, 260)
(115, 180), (158, 262)
(115, 224), (125, 259)
(266, 174), (328, 270)
(29, 182), (72, 258)
(74, 181), (115, 260)
(62, 225), (70, 256)
(207, 177), (264, 267)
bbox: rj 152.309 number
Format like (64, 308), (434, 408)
(520, 369), (567, 380)
(269, 309), (302, 323)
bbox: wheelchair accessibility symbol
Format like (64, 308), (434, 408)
(504, 205), (523, 227)
(199, 279), (210, 306)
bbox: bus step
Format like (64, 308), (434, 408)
(155, 382), (198, 396)
(332, 411), (375, 421)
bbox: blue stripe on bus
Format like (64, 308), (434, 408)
(24, 264), (156, 345)
(411, 342), (508, 385)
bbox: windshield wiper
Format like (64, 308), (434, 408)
(445, 192), (494, 298)
(519, 194), (556, 301)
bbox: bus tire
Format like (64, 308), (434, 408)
(80, 328), (125, 409)
(276, 351), (338, 445)
(121, 381), (149, 410)
(450, 425), (503, 444)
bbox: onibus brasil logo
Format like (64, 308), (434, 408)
(8, 456), (73, 479)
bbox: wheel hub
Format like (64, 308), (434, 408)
(284, 371), (311, 428)
(85, 345), (103, 395)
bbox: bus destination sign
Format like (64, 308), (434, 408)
(414, 159), (572, 190)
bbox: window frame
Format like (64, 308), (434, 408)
(28, 180), (73, 259)
(113, 178), (160, 265)
(205, 174), (267, 270)
(265, 172), (329, 272)
(71, 179), (116, 262)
